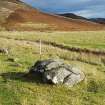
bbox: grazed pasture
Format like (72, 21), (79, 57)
(0, 31), (105, 105)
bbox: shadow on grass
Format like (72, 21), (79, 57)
(0, 72), (44, 84)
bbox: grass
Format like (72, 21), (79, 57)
(19, 22), (57, 30)
(0, 31), (105, 105)
(0, 31), (105, 49)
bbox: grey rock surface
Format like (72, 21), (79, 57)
(29, 59), (85, 87)
(0, 48), (8, 54)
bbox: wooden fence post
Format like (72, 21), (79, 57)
(40, 39), (42, 60)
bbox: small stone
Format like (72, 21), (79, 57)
(7, 57), (18, 62)
(0, 48), (8, 54)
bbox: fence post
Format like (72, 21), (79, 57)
(40, 39), (42, 60)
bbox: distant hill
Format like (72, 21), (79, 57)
(59, 13), (87, 20)
(59, 13), (105, 25)
(0, 0), (105, 31)
(90, 18), (105, 24)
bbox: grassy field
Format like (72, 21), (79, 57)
(0, 31), (105, 49)
(0, 31), (105, 105)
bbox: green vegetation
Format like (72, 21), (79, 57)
(0, 31), (105, 105)
(0, 31), (105, 49)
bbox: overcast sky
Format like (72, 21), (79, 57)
(22, 0), (105, 18)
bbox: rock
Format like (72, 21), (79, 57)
(29, 59), (85, 87)
(0, 48), (8, 54)
(7, 57), (18, 62)
(45, 59), (64, 71)
(44, 67), (71, 84)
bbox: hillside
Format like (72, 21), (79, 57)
(0, 0), (105, 31)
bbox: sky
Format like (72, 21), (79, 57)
(22, 0), (105, 18)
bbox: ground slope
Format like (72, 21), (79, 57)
(0, 0), (105, 31)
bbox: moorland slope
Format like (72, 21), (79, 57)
(0, 0), (105, 31)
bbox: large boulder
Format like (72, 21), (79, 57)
(29, 59), (85, 87)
